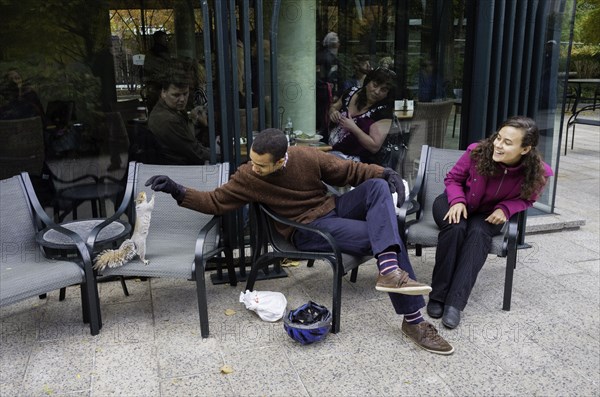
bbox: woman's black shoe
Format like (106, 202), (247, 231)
(426, 299), (444, 318)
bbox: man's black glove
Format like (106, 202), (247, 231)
(382, 168), (405, 206)
(145, 175), (186, 202)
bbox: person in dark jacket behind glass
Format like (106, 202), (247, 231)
(148, 78), (210, 165)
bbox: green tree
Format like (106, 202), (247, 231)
(574, 0), (600, 44)
(571, 0), (600, 78)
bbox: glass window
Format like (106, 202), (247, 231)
(0, 0), (580, 217)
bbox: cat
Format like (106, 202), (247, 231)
(93, 191), (154, 271)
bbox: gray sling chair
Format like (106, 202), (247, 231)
(95, 162), (237, 338)
(245, 199), (372, 334)
(0, 173), (101, 335)
(397, 145), (528, 311)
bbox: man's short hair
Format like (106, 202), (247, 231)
(251, 128), (288, 161)
(159, 61), (191, 90)
(160, 80), (189, 91)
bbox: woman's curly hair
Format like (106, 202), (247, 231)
(470, 116), (547, 200)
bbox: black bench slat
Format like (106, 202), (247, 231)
(573, 118), (600, 126)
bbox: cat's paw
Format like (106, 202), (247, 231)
(143, 259), (149, 265)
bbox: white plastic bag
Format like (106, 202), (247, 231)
(239, 290), (287, 322)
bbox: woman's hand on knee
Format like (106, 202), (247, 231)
(444, 203), (467, 224)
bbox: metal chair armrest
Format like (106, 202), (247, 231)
(22, 171), (101, 335)
(20, 172), (94, 271)
(567, 103), (600, 126)
(195, 215), (221, 261)
(260, 204), (344, 264)
(397, 199), (419, 242)
(85, 162), (136, 249)
(501, 212), (521, 256)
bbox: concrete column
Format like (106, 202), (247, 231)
(277, 0), (316, 133)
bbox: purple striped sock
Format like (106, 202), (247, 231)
(404, 310), (424, 324)
(376, 251), (399, 275)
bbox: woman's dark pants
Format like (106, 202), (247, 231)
(431, 193), (503, 310)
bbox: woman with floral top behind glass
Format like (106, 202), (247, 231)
(327, 67), (395, 164)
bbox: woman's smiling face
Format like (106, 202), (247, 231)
(492, 126), (531, 166)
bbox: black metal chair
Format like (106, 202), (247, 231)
(111, 98), (142, 123)
(44, 162), (126, 222)
(35, 164), (135, 301)
(0, 116), (56, 210)
(245, 202), (372, 334)
(0, 116), (45, 179)
(564, 103), (599, 155)
(397, 145), (529, 311)
(44, 111), (131, 222)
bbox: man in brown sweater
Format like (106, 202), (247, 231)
(146, 128), (454, 355)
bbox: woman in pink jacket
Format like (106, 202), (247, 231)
(427, 116), (553, 328)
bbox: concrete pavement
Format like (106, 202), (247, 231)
(1, 123), (598, 396)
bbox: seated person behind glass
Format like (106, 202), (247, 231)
(0, 81), (39, 120)
(148, 79), (210, 165)
(328, 68), (395, 163)
(338, 54), (371, 97)
(418, 59), (445, 102)
(1, 69), (45, 122)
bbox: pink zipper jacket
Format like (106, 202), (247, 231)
(444, 143), (554, 219)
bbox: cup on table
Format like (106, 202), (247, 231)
(137, 107), (148, 121)
(395, 99), (414, 111)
